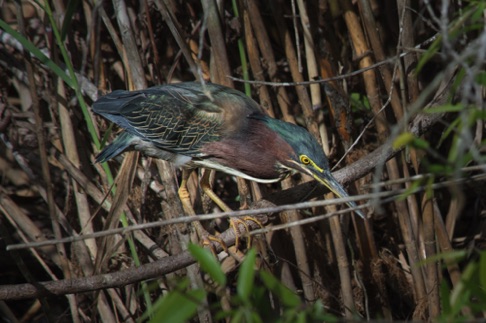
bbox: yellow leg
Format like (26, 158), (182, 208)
(178, 169), (227, 253)
(199, 170), (264, 249)
(178, 169), (196, 216)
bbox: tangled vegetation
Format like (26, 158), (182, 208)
(0, 0), (485, 321)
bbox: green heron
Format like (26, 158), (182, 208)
(93, 82), (365, 242)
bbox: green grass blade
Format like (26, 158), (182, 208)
(188, 244), (226, 286)
(237, 248), (256, 303)
(0, 19), (73, 88)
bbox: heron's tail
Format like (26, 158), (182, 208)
(95, 131), (133, 163)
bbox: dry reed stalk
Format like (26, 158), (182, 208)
(342, 0), (429, 311)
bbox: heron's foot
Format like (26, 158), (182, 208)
(201, 234), (229, 255)
(229, 216), (264, 250)
(191, 220), (228, 255)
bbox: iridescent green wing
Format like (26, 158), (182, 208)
(94, 83), (264, 157)
(113, 86), (221, 156)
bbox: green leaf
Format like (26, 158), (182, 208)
(393, 132), (429, 150)
(393, 132), (415, 150)
(230, 309), (262, 323)
(427, 164), (454, 176)
(237, 248), (257, 303)
(61, 0), (81, 41)
(447, 134), (460, 164)
(230, 310), (243, 323)
(425, 104), (464, 114)
(480, 251), (486, 290)
(450, 261), (477, 308)
(417, 250), (466, 267)
(397, 179), (425, 201)
(148, 288), (206, 323)
(215, 309), (233, 321)
(472, 108), (486, 121)
(297, 311), (308, 323)
(475, 71), (486, 86)
(416, 36), (442, 73)
(450, 67), (466, 95)
(260, 271), (300, 308)
(188, 243), (226, 286)
(250, 312), (263, 323)
(439, 280), (452, 318)
(411, 137), (430, 150)
(437, 117), (461, 149)
(0, 19), (73, 88)
(350, 92), (371, 111)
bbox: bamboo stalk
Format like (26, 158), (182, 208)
(14, 3), (80, 321)
(272, 0), (318, 139)
(242, 5), (274, 116)
(433, 202), (471, 317)
(329, 214), (357, 317)
(296, 0), (321, 109)
(357, 0), (403, 120)
(265, 1), (321, 303)
(245, 0), (302, 294)
(422, 194), (440, 319)
(341, 0), (428, 308)
(358, 3), (425, 277)
(397, 0), (420, 103)
(58, 80), (98, 260)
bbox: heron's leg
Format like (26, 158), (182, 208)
(178, 169), (226, 253)
(200, 169), (263, 249)
(178, 169), (198, 216)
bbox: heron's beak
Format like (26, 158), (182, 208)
(312, 171), (365, 219)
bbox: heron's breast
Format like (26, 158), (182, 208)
(199, 126), (294, 182)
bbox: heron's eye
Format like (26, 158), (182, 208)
(300, 155), (311, 165)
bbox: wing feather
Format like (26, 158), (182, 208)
(93, 83), (265, 157)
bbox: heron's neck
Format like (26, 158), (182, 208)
(200, 118), (294, 181)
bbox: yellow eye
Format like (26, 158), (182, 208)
(300, 155), (311, 165)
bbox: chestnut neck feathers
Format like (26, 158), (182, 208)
(199, 113), (328, 183)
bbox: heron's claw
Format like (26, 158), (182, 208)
(200, 233), (228, 255)
(229, 216), (264, 249)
